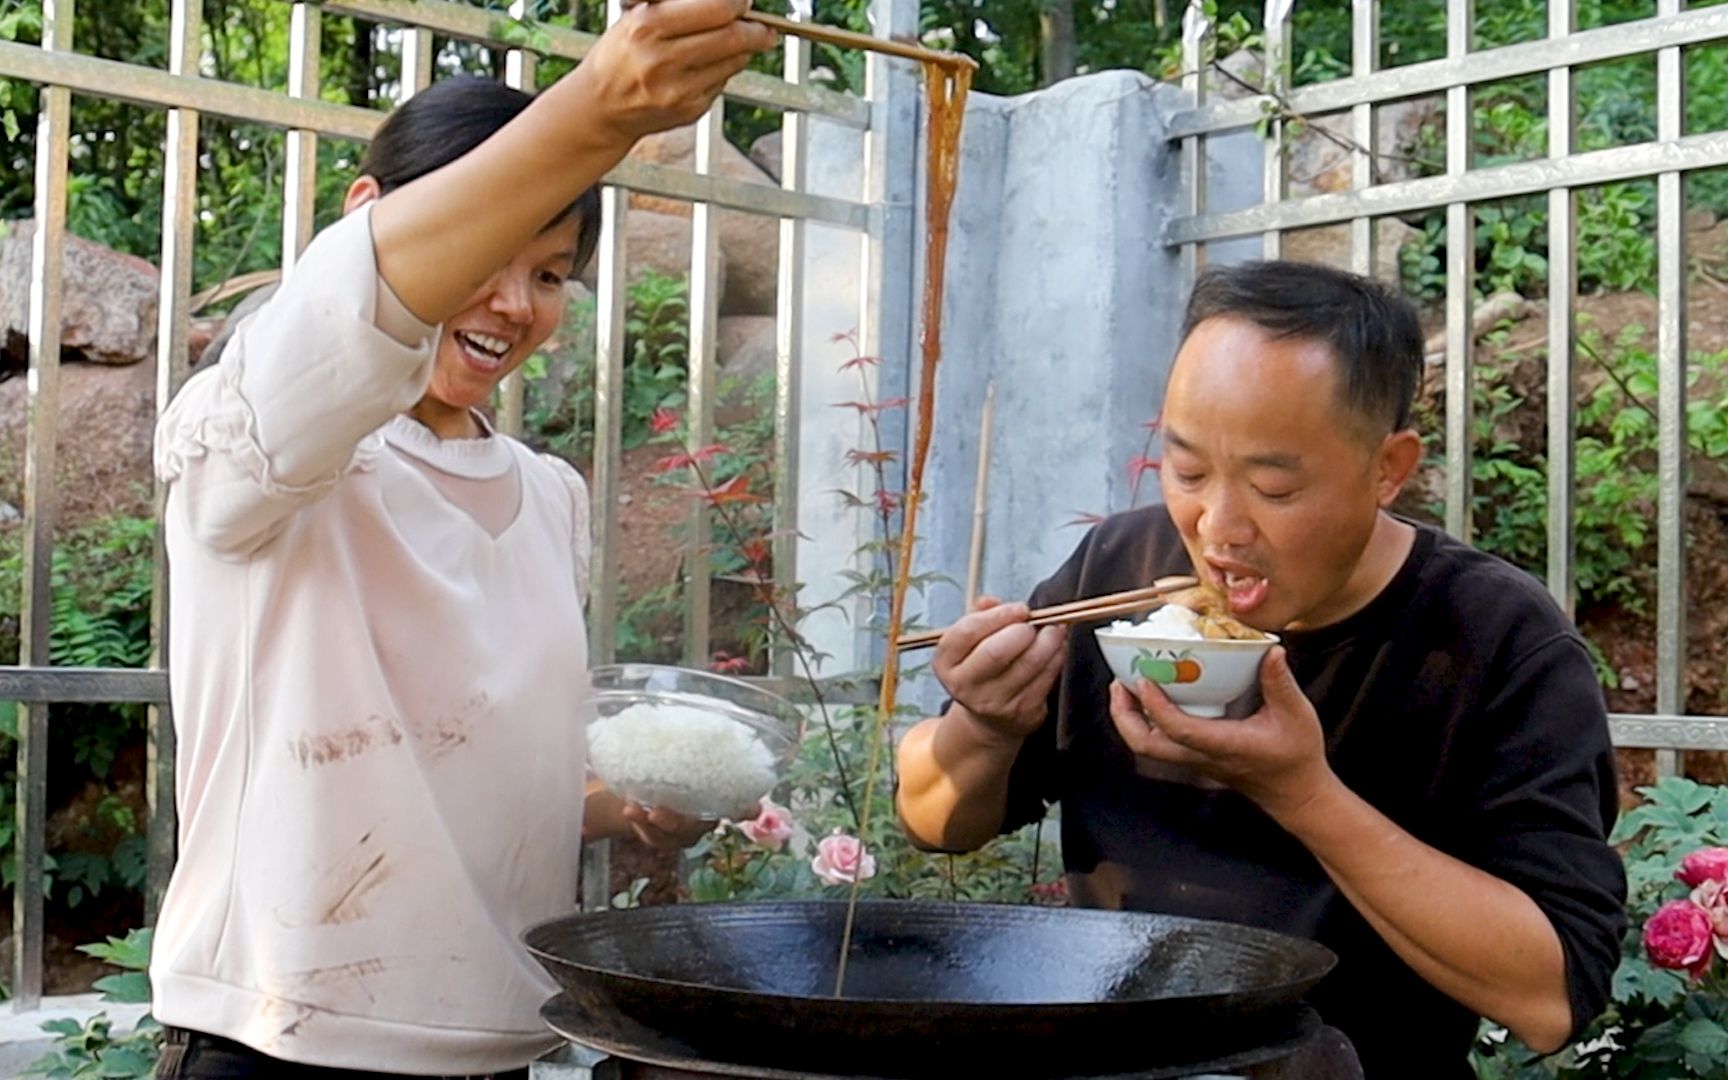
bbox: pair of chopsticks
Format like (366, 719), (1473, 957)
(742, 10), (976, 68)
(894, 575), (1199, 653)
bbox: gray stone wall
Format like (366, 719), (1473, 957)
(794, 70), (1257, 706)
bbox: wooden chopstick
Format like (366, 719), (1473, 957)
(894, 575), (1198, 652)
(742, 10), (978, 69)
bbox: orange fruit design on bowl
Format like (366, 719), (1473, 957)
(1132, 651), (1203, 685)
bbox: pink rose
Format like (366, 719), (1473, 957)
(735, 798), (795, 852)
(1691, 879), (1728, 957)
(811, 830), (877, 886)
(1643, 899), (1717, 979)
(1677, 847), (1728, 889)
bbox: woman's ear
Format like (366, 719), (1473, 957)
(343, 175), (384, 215)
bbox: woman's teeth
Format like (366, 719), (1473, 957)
(456, 331), (511, 370)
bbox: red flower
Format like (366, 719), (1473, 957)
(1677, 847), (1728, 888)
(650, 407), (680, 436)
(1644, 899), (1717, 979)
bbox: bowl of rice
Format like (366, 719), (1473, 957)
(583, 664), (802, 821)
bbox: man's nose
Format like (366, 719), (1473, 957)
(1196, 489), (1256, 549)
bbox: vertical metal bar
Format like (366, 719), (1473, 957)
(860, 0), (919, 669)
(16, 0), (74, 1015)
(1546, 0), (1577, 616)
(504, 0), (538, 94)
(1655, 0), (1687, 778)
(1443, 0), (1474, 540)
(401, 27), (435, 100)
(283, 2), (322, 272)
(683, 100), (723, 668)
(147, 0), (202, 926)
(1260, 0), (1291, 260)
(1348, 0), (1377, 276)
(496, 0), (536, 439)
(772, 11), (811, 679)
(581, 0), (629, 913)
(1179, 2), (1211, 285)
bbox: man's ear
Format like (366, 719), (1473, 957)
(1375, 429), (1423, 508)
(343, 175), (383, 215)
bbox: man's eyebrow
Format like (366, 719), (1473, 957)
(1244, 451), (1303, 470)
(1165, 429), (1302, 470)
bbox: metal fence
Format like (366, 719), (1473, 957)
(0, 0), (909, 1010)
(1167, 0), (1728, 766)
(7, 0), (1728, 1024)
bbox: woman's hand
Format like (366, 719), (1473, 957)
(584, 783), (715, 850)
(572, 0), (779, 148)
(618, 802), (716, 851)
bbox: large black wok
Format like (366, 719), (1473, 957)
(523, 901), (1335, 1078)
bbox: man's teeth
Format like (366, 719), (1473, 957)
(1224, 573), (1262, 588)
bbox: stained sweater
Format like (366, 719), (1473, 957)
(149, 206), (591, 1073)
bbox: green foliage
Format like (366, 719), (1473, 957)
(1444, 330), (1728, 618)
(0, 516), (155, 911)
(521, 271), (696, 462)
(1473, 780), (1728, 1079)
(23, 928), (161, 1079)
(622, 271), (693, 449)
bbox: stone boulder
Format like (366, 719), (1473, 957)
(1281, 218), (1419, 283)
(1206, 51), (1442, 198)
(576, 208), (730, 306)
(0, 220), (159, 371)
(750, 131), (783, 182)
(626, 125), (779, 316)
(0, 355), (158, 526)
(715, 316), (776, 429)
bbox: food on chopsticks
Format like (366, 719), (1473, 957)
(1106, 585), (1270, 642)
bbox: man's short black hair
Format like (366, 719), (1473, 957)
(1180, 261), (1425, 435)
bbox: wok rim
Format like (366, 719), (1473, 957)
(538, 991), (1325, 1080)
(522, 898), (1337, 1010)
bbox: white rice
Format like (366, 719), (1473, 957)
(1106, 602), (1204, 640)
(587, 701), (779, 819)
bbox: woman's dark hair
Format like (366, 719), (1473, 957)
(361, 75), (602, 275)
(1181, 260), (1424, 435)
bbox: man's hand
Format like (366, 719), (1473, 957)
(1107, 645), (1335, 820)
(933, 596), (1068, 743)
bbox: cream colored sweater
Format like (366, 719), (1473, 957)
(150, 206), (590, 1073)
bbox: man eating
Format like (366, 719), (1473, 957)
(896, 261), (1627, 1079)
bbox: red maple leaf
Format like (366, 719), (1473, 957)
(696, 475), (766, 505)
(709, 652), (752, 674)
(650, 407), (680, 436)
(840, 354), (880, 371)
(1127, 455), (1161, 482)
(845, 449), (898, 466)
(1063, 511), (1106, 529)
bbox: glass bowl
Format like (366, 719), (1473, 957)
(584, 663), (802, 821)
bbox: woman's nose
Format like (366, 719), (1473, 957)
(486, 271), (533, 324)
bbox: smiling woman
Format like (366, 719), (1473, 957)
(145, 4), (778, 1076)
